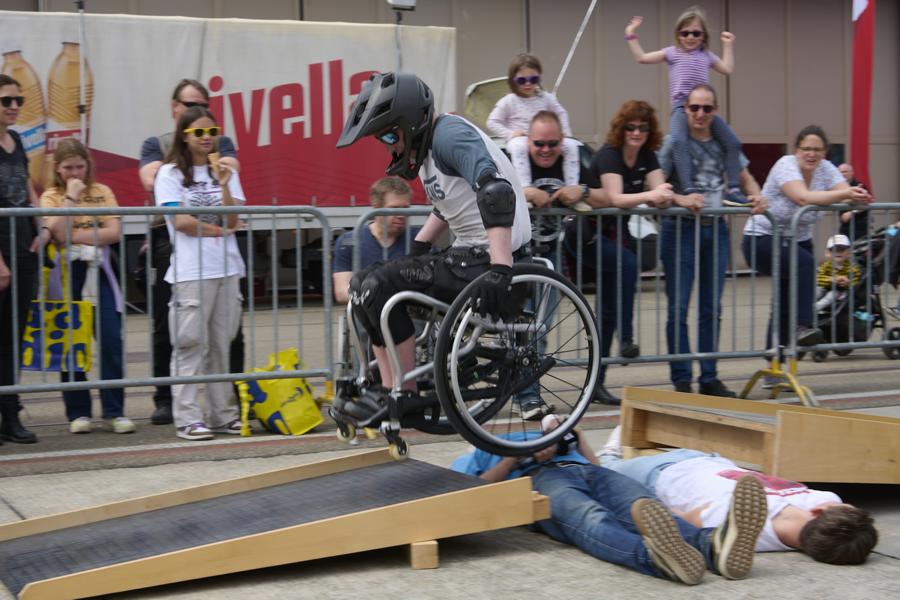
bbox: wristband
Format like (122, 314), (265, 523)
(580, 183), (590, 201)
(624, 34), (638, 40)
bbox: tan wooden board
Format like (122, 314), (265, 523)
(4, 450), (549, 600)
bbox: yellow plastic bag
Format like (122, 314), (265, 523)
(21, 245), (94, 372)
(237, 348), (322, 436)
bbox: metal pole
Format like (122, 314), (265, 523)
(552, 0), (598, 94)
(75, 0), (87, 141)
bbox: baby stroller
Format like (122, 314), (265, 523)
(810, 228), (900, 362)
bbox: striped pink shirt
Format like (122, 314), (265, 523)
(664, 45), (719, 106)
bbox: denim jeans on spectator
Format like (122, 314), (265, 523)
(531, 463), (716, 578)
(515, 244), (561, 404)
(564, 223), (637, 386)
(660, 217), (729, 385)
(62, 260), (124, 420)
(600, 448), (713, 491)
(741, 234), (816, 349)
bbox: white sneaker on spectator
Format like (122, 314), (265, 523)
(177, 422), (214, 441)
(107, 417), (136, 434)
(596, 425), (623, 461)
(69, 416), (92, 434)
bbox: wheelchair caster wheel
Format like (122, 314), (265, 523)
(364, 427), (378, 440)
(389, 441), (409, 461)
(336, 423), (356, 443)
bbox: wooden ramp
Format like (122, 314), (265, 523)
(0, 449), (549, 600)
(620, 387), (900, 484)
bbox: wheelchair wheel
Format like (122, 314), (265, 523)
(883, 327), (900, 359)
(433, 263), (600, 456)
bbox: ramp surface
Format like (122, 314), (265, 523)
(0, 460), (484, 596)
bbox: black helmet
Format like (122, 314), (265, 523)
(336, 72), (435, 180)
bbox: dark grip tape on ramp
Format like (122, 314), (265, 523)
(0, 459), (485, 596)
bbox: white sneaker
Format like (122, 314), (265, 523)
(177, 422), (214, 441)
(69, 416), (92, 434)
(596, 425), (623, 461)
(108, 416), (136, 434)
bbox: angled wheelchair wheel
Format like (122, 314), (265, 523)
(433, 263), (600, 456)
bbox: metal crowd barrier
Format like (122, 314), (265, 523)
(4, 202), (897, 413)
(0, 206), (334, 403)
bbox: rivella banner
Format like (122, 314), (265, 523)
(0, 11), (456, 207)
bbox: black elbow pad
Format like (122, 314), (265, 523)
(476, 173), (516, 229)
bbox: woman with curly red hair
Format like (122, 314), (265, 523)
(565, 100), (674, 405)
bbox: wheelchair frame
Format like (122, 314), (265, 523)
(331, 260), (602, 458)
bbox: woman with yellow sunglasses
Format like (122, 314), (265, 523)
(154, 106), (246, 441)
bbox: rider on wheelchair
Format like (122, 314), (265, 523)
(333, 72), (600, 457)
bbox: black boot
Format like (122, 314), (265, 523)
(0, 405), (38, 444)
(151, 397), (173, 425)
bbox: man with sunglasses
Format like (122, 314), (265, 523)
(334, 72), (530, 419)
(509, 110), (602, 416)
(137, 78), (242, 426)
(657, 84), (766, 397)
(0, 74), (45, 444)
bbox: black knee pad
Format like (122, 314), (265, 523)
(352, 267), (417, 347)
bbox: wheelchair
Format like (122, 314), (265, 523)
(329, 260), (601, 459)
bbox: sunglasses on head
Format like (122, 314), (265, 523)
(377, 127), (401, 145)
(0, 96), (25, 108)
(679, 30), (704, 38)
(532, 139), (560, 148)
(687, 104), (715, 114)
(183, 126), (220, 138)
(179, 100), (209, 109)
(624, 123), (650, 133)
(514, 75), (541, 86)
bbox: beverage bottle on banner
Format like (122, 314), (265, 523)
(1, 50), (47, 188)
(45, 42), (93, 175)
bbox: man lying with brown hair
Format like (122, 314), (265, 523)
(598, 427), (878, 565)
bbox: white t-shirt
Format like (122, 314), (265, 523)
(154, 163), (246, 283)
(656, 455), (842, 552)
(743, 155), (845, 241)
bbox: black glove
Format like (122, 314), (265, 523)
(468, 264), (513, 320)
(409, 240), (432, 257)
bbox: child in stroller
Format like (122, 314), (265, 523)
(810, 230), (900, 361)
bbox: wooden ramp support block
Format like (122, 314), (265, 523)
(408, 540), (439, 569)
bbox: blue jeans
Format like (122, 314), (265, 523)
(661, 217), (729, 385)
(600, 449), (714, 491)
(62, 261), (124, 420)
(516, 248), (561, 402)
(564, 224), (637, 385)
(741, 235), (816, 349)
(531, 463), (716, 578)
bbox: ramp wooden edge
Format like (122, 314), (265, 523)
(621, 386), (899, 423)
(18, 477), (543, 600)
(0, 449), (393, 542)
(773, 410), (900, 483)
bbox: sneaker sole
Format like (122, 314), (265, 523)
(176, 431), (214, 441)
(631, 499), (706, 585)
(714, 476), (767, 579)
(722, 200), (751, 207)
